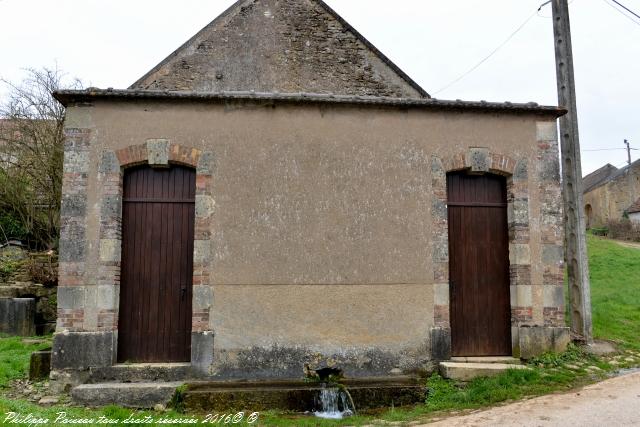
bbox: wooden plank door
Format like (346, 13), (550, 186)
(118, 165), (195, 363)
(447, 172), (511, 356)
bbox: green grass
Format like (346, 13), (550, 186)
(0, 236), (638, 426)
(0, 336), (50, 388)
(587, 235), (640, 349)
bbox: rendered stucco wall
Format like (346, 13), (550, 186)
(53, 99), (566, 380)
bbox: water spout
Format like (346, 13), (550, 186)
(314, 384), (355, 420)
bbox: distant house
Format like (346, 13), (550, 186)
(583, 161), (640, 228)
(50, 0), (569, 393)
(629, 198), (640, 224)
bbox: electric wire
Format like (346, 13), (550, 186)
(603, 0), (640, 25)
(433, 10), (539, 95)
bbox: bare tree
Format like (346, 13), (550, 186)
(0, 66), (82, 249)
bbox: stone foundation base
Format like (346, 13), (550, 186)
(513, 326), (571, 359)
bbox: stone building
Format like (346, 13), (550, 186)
(583, 160), (640, 228)
(51, 0), (569, 390)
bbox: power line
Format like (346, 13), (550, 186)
(603, 0), (640, 25)
(610, 0), (640, 20)
(433, 10), (538, 95)
(583, 147), (638, 151)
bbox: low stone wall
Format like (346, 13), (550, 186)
(0, 283), (57, 335)
(0, 298), (36, 336)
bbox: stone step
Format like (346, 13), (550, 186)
(71, 382), (183, 408)
(439, 362), (529, 381)
(88, 363), (193, 383)
(450, 356), (522, 365)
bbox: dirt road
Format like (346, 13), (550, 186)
(422, 371), (640, 427)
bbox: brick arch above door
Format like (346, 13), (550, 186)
(96, 140), (214, 344)
(429, 148), (532, 359)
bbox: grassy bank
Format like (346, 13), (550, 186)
(587, 235), (640, 349)
(0, 235), (639, 426)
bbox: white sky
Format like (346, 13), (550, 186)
(1, 0), (638, 174)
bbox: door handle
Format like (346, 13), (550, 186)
(180, 286), (187, 301)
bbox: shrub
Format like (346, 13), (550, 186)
(607, 219), (640, 242)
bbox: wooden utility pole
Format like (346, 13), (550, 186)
(625, 139), (631, 165)
(551, 0), (593, 343)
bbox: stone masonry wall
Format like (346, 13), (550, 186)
(132, 0), (424, 98)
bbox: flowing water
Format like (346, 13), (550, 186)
(313, 385), (355, 419)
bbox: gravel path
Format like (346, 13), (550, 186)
(421, 371), (640, 427)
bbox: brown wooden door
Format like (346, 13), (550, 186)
(447, 172), (511, 356)
(118, 165), (195, 363)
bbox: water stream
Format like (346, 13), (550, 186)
(313, 385), (355, 420)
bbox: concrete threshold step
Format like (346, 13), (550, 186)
(71, 382), (183, 408)
(450, 356), (522, 365)
(439, 362), (529, 381)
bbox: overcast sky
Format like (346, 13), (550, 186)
(1, 0), (638, 174)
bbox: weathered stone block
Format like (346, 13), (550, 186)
(197, 151), (216, 175)
(517, 326), (570, 359)
(57, 287), (85, 309)
(52, 331), (116, 370)
(146, 139), (170, 167)
(510, 285), (532, 307)
(509, 244), (531, 265)
(97, 285), (119, 310)
(430, 327), (451, 361)
(542, 244), (564, 265)
(60, 194), (87, 217)
(195, 195), (216, 218)
(191, 331), (215, 375)
(431, 198), (447, 221)
(508, 199), (529, 226)
(536, 121), (558, 142)
(64, 150), (90, 173)
(543, 285), (564, 308)
(100, 195), (122, 219)
(71, 382), (183, 409)
(100, 239), (121, 263)
(193, 240), (212, 265)
(29, 350), (52, 381)
(468, 147), (490, 173)
(98, 150), (120, 174)
(58, 238), (86, 263)
(193, 286), (213, 310)
(0, 298), (36, 336)
(433, 283), (449, 306)
(513, 159), (528, 181)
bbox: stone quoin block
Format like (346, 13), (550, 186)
(542, 245), (564, 265)
(97, 285), (119, 310)
(197, 151), (216, 175)
(543, 285), (565, 308)
(57, 287), (86, 309)
(99, 239), (122, 263)
(513, 159), (528, 181)
(195, 195), (216, 218)
(509, 244), (531, 265)
(193, 286), (213, 310)
(60, 194), (87, 218)
(433, 283), (449, 306)
(510, 285), (532, 307)
(536, 121), (558, 142)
